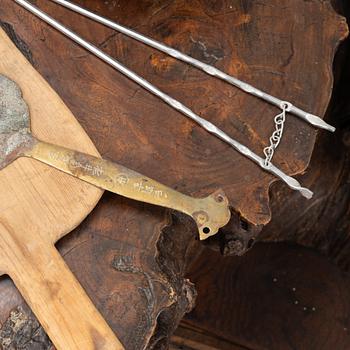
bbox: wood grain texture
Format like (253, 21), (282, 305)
(0, 30), (124, 349)
(170, 324), (247, 349)
(0, 28), (103, 245)
(2, 0), (346, 226)
(184, 242), (350, 350)
(0, 0), (347, 348)
(257, 0), (350, 271)
(180, 1), (350, 347)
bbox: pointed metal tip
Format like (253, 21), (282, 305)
(300, 188), (313, 199)
(306, 114), (335, 132)
(266, 164), (314, 199)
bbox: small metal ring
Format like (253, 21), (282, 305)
(280, 101), (292, 112)
(261, 159), (272, 169)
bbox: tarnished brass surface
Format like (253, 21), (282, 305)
(0, 74), (230, 240)
(25, 141), (230, 239)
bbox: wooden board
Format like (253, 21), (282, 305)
(0, 0), (347, 349)
(0, 29), (124, 349)
(0, 28), (103, 245)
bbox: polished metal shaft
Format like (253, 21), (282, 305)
(50, 0), (335, 133)
(14, 0), (313, 199)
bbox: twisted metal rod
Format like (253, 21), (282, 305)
(14, 0), (313, 199)
(50, 0), (335, 133)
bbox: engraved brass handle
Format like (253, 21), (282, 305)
(24, 140), (231, 240)
(0, 73), (230, 240)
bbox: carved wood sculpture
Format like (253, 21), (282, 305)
(0, 0), (347, 349)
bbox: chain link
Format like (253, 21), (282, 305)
(263, 102), (292, 167)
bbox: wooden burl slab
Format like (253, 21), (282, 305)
(0, 0), (347, 349)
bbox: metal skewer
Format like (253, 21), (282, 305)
(50, 0), (335, 133)
(14, 0), (313, 199)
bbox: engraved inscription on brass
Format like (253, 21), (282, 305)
(0, 74), (231, 240)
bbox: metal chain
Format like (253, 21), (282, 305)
(48, 0), (335, 133)
(14, 0), (314, 199)
(263, 101), (292, 167)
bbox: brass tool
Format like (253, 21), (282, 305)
(0, 74), (230, 240)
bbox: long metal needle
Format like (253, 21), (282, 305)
(50, 0), (335, 133)
(14, 0), (313, 199)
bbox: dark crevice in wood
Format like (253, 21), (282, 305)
(0, 22), (33, 64)
(151, 207), (262, 346)
(327, 1), (350, 129)
(150, 213), (198, 349)
(205, 209), (262, 256)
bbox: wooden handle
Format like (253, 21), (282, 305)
(0, 222), (124, 350)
